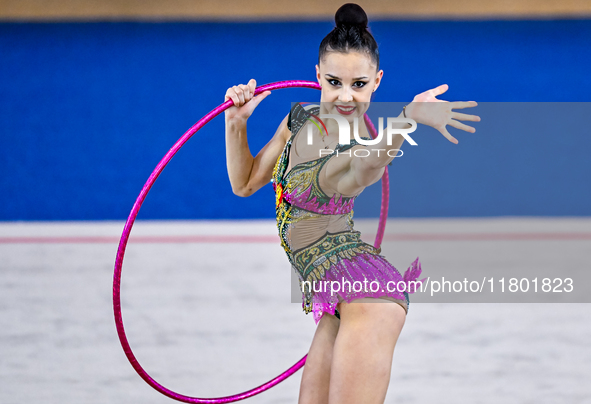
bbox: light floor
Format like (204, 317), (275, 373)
(1, 217), (590, 403)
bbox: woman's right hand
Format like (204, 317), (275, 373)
(224, 78), (271, 123)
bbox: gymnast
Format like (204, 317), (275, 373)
(224, 3), (480, 403)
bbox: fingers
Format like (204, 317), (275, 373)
(225, 79), (258, 107)
(224, 87), (240, 107)
(249, 90), (271, 108)
(440, 127), (459, 144)
(236, 85), (247, 104)
(451, 111), (481, 122)
(224, 79), (270, 117)
(448, 119), (476, 133)
(430, 84), (448, 97)
(225, 86), (244, 106)
(451, 101), (478, 109)
(248, 78), (257, 97)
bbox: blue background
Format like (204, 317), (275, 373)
(1, 20), (590, 220)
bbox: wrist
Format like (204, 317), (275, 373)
(403, 102), (417, 122)
(226, 114), (248, 128)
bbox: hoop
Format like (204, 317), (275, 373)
(113, 80), (391, 403)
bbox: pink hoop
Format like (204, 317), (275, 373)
(113, 80), (390, 403)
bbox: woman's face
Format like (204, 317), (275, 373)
(316, 50), (383, 121)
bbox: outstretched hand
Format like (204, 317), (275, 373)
(406, 84), (480, 144)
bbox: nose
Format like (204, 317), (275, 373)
(338, 87), (353, 103)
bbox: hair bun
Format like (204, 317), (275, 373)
(335, 3), (368, 29)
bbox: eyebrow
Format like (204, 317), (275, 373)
(325, 74), (369, 80)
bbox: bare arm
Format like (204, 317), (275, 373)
(342, 85), (480, 191)
(226, 113), (290, 197)
(324, 110), (409, 196)
(348, 109), (408, 189)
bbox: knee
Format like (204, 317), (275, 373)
(333, 301), (406, 364)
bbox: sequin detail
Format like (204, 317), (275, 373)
(271, 103), (426, 324)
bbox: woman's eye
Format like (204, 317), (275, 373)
(326, 79), (367, 87)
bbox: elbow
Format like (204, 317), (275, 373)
(232, 184), (253, 197)
(354, 163), (385, 189)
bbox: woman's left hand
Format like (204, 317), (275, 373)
(405, 84), (480, 144)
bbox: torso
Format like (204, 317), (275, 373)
(283, 116), (371, 199)
(272, 103), (376, 255)
(272, 104), (414, 316)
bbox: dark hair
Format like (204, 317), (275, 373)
(318, 3), (380, 70)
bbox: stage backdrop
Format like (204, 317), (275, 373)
(1, 20), (590, 220)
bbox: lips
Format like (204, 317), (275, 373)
(335, 104), (356, 115)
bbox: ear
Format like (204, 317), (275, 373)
(315, 64), (321, 85)
(373, 69), (384, 92)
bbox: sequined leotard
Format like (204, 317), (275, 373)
(271, 103), (425, 324)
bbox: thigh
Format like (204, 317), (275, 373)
(329, 297), (406, 404)
(336, 297), (406, 356)
(375, 295), (408, 315)
(298, 312), (340, 404)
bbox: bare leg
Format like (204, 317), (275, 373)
(298, 312), (340, 404)
(328, 297), (407, 404)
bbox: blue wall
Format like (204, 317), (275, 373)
(1, 20), (590, 220)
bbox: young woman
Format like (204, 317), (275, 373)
(224, 3), (480, 403)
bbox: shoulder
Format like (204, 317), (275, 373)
(287, 103), (320, 134)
